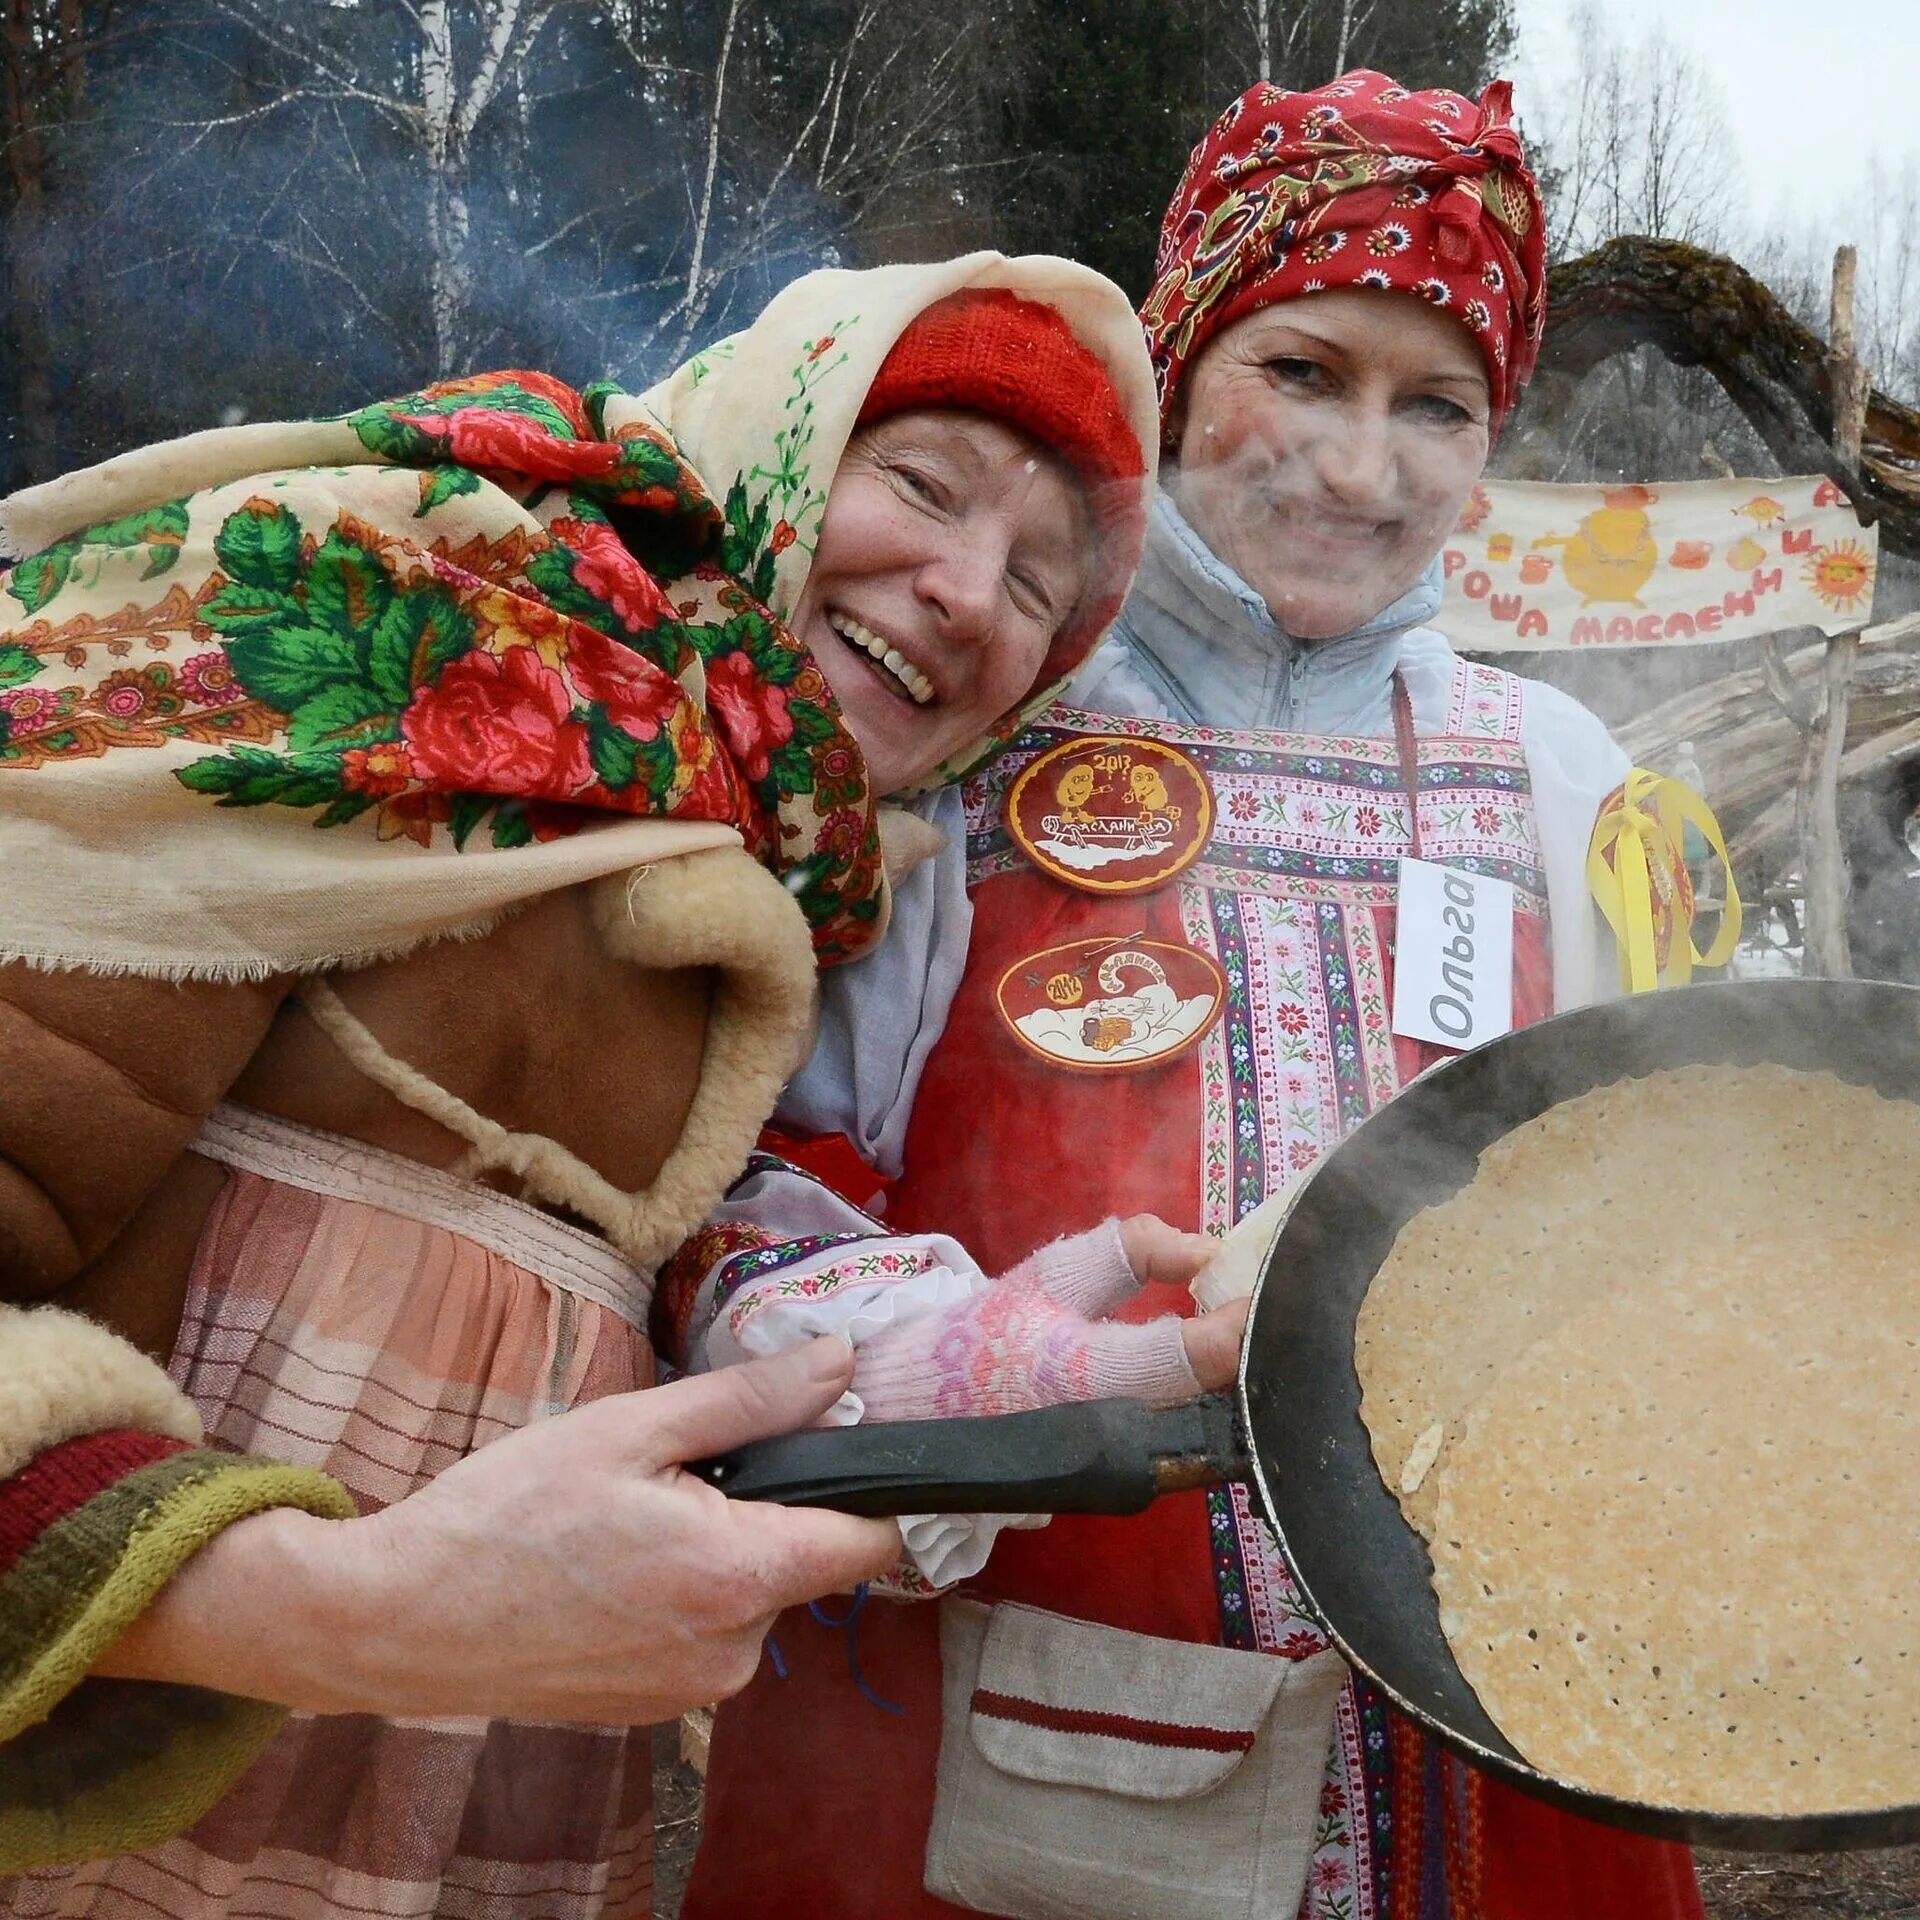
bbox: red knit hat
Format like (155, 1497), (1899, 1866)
(1141, 71), (1547, 438)
(856, 287), (1147, 688)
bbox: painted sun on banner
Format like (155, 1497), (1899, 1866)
(1431, 475), (1877, 652)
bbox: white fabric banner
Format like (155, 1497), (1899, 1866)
(1430, 475), (1877, 651)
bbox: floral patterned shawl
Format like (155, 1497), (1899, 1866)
(0, 256), (1153, 983)
(0, 372), (890, 978)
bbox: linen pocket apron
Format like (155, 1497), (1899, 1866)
(927, 1600), (1346, 1920)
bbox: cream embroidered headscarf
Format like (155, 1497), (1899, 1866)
(641, 251), (1158, 789)
(0, 400), (802, 981)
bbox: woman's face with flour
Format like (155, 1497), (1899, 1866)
(1169, 287), (1492, 641)
(792, 409), (1093, 795)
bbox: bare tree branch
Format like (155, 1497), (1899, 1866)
(673, 0), (743, 360)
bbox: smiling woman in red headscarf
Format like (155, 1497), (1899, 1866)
(676, 70), (1703, 1920)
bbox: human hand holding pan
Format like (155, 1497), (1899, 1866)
(693, 978), (1920, 1851)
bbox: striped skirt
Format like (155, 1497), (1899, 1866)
(3, 1104), (659, 1920)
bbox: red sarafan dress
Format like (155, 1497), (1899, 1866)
(677, 657), (1705, 1920)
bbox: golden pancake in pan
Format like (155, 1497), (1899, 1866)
(1357, 1066), (1920, 1813)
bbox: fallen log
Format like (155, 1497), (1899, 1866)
(1736, 714), (1920, 867)
(1520, 237), (1920, 561)
(1617, 613), (1920, 861)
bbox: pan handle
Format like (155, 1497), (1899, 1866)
(689, 1393), (1248, 1517)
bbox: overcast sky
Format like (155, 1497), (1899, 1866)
(1511, 0), (1919, 229)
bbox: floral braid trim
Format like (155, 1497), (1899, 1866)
(712, 1231), (883, 1317)
(722, 1243), (942, 1348)
(653, 1219), (781, 1369)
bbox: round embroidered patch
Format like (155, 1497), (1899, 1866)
(994, 936), (1226, 1073)
(1007, 735), (1213, 894)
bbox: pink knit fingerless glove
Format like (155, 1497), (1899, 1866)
(850, 1220), (1201, 1422)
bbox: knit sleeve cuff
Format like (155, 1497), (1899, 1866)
(0, 1410), (356, 1869)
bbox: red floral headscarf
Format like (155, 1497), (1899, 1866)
(1140, 70), (1547, 438)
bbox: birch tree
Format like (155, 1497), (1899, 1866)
(1537, 7), (1730, 261)
(1328, 0), (1370, 80)
(1220, 0), (1502, 100)
(417, 0), (563, 372)
(1234, 0), (1311, 86)
(594, 0), (1011, 365)
(197, 0), (565, 375)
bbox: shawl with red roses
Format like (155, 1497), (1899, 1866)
(0, 370), (883, 964)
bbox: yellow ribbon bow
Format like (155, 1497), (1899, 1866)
(1587, 769), (1742, 994)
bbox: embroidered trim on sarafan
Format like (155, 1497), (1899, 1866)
(1183, 888), (1237, 1238)
(1302, 1677), (1382, 1919)
(1444, 657), (1523, 738)
(1352, 1676), (1398, 1918)
(1206, 1486), (1258, 1653)
(970, 710), (1548, 909)
(959, 667), (1543, 1920)
(1226, 1481), (1332, 1661)
(1348, 901), (1402, 1111)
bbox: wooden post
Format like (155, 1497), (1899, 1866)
(1793, 246), (1872, 977)
(1705, 437), (1817, 730)
(679, 1706), (714, 1777)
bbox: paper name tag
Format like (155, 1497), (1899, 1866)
(1391, 857), (1515, 1051)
